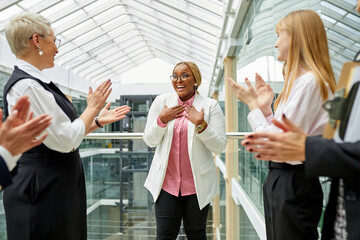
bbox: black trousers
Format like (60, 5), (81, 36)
(263, 162), (323, 240)
(155, 190), (210, 240)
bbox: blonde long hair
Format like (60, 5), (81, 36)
(274, 10), (336, 110)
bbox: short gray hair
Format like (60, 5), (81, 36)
(5, 12), (52, 56)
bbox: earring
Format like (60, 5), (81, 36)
(37, 46), (43, 56)
(194, 83), (198, 90)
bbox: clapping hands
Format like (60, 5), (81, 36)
(226, 73), (274, 116)
(254, 73), (274, 116)
(0, 96), (52, 156)
(97, 103), (131, 126)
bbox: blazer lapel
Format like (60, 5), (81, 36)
(164, 94), (179, 158)
(188, 94), (201, 155)
(166, 93), (179, 131)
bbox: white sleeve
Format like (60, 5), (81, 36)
(7, 79), (85, 153)
(247, 75), (325, 134)
(0, 146), (21, 171)
(278, 78), (326, 134)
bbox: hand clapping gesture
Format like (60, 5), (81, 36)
(226, 77), (258, 111)
(254, 73), (274, 116)
(87, 79), (112, 112)
(226, 74), (274, 115)
(241, 115), (306, 161)
(97, 103), (131, 126)
(0, 96), (52, 156)
(82, 79), (131, 134)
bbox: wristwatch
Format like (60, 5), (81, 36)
(94, 117), (103, 128)
(195, 120), (207, 133)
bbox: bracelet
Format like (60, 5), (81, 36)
(94, 117), (103, 128)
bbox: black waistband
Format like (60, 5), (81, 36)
(268, 161), (304, 170)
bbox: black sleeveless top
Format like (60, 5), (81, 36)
(3, 66), (87, 240)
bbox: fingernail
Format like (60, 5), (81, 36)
(247, 135), (253, 138)
(11, 110), (18, 117)
(249, 148), (253, 152)
(282, 113), (287, 119)
(244, 141), (249, 145)
(256, 154), (261, 158)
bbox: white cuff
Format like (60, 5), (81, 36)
(247, 108), (267, 131)
(0, 145), (21, 171)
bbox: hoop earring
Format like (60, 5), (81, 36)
(37, 46), (43, 56)
(194, 83), (198, 90)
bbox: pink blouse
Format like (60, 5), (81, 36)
(156, 94), (196, 197)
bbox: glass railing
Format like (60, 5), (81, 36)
(0, 132), (330, 240)
(81, 133), (263, 240)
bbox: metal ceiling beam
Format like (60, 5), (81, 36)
(134, 19), (215, 53)
(324, 0), (359, 15)
(131, 15), (217, 47)
(183, 0), (223, 17)
(126, 0), (218, 38)
(81, 44), (148, 77)
(139, 29), (214, 59)
(152, 0), (222, 28)
(52, 1), (116, 34)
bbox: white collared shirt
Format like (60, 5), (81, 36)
(247, 72), (333, 164)
(6, 59), (85, 157)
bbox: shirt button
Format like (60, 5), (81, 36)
(345, 190), (357, 202)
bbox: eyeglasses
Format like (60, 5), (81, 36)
(170, 73), (192, 82)
(29, 34), (61, 49)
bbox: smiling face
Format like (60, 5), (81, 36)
(172, 63), (196, 101)
(275, 29), (291, 62)
(39, 29), (58, 70)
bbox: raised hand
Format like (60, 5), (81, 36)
(0, 96), (52, 156)
(158, 105), (185, 124)
(185, 105), (204, 126)
(241, 115), (306, 161)
(255, 73), (274, 117)
(226, 77), (259, 111)
(8, 95), (31, 127)
(87, 79), (112, 112)
(97, 103), (131, 126)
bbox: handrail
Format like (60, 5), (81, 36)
(84, 132), (250, 140)
(84, 133), (144, 140)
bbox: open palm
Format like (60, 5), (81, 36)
(98, 103), (131, 126)
(255, 73), (274, 116)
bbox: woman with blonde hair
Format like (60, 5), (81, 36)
(3, 12), (130, 240)
(227, 9), (335, 240)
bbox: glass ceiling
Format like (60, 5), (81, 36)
(321, 0), (360, 75)
(0, 0), (229, 84)
(234, 0), (359, 74)
(0, 0), (358, 93)
(207, 0), (360, 95)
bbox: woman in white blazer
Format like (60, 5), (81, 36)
(143, 62), (226, 240)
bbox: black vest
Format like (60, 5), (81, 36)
(3, 66), (87, 240)
(3, 66), (80, 157)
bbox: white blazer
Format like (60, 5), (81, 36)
(143, 93), (227, 209)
